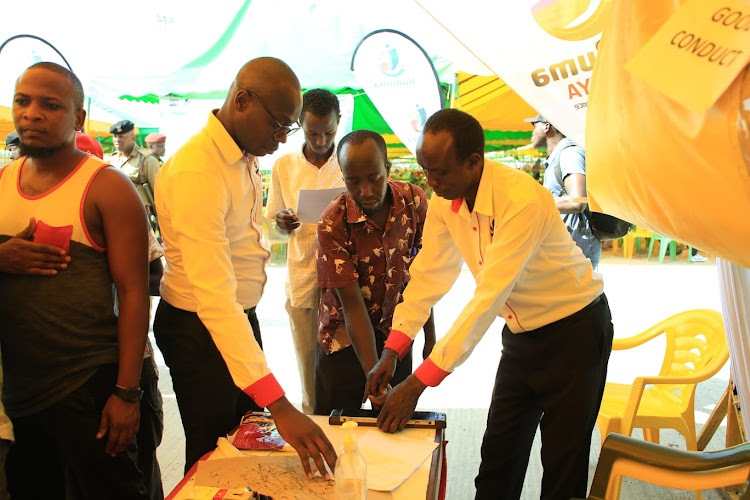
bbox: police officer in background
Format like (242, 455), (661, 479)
(144, 133), (167, 165)
(110, 120), (162, 235)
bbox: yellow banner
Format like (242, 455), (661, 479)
(587, 0), (750, 267)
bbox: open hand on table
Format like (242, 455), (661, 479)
(0, 218), (70, 275)
(377, 375), (427, 434)
(97, 395), (140, 456)
(269, 396), (337, 479)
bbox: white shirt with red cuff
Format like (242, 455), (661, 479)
(155, 110), (283, 407)
(384, 159), (603, 387)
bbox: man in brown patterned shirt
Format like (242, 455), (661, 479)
(315, 130), (435, 415)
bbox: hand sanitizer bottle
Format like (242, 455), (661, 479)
(335, 421), (367, 499)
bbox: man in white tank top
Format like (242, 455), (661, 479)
(0, 62), (151, 499)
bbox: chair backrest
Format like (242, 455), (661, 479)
(648, 310), (728, 411)
(588, 433), (750, 500)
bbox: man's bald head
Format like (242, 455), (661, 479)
(217, 57), (302, 157)
(232, 57), (301, 97)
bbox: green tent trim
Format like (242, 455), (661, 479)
(115, 87), (531, 157)
(181, 0), (253, 70)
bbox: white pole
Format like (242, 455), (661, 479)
(717, 258), (750, 439)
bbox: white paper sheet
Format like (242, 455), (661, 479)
(357, 429), (439, 491)
(296, 187), (346, 224)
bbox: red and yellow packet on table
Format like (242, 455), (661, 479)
(229, 412), (286, 451)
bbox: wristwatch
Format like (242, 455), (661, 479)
(113, 385), (144, 403)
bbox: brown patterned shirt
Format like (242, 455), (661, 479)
(316, 180), (428, 354)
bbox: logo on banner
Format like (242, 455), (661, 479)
(531, 0), (608, 41)
(410, 105), (428, 132)
(352, 29), (443, 155)
(379, 45), (405, 77)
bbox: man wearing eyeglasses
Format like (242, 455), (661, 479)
(153, 57), (337, 479)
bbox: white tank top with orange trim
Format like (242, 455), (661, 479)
(0, 155), (108, 250)
(0, 155), (122, 418)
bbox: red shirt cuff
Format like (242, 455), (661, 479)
(243, 373), (285, 408)
(384, 330), (413, 360)
(414, 358), (450, 387)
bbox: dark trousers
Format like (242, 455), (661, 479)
(313, 336), (413, 416)
(153, 299), (263, 473)
(6, 364), (149, 500)
(139, 356), (164, 500)
(475, 294), (614, 500)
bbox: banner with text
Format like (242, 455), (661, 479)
(625, 0), (750, 114)
(351, 30), (444, 156)
(415, 0), (612, 147)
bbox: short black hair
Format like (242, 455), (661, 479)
(302, 89), (340, 119)
(26, 62), (84, 110)
(336, 130), (388, 165)
(423, 108), (484, 161)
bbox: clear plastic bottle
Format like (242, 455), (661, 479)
(335, 421), (367, 499)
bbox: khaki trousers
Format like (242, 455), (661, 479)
(285, 289), (320, 414)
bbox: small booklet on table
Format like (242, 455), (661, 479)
(228, 412), (286, 450)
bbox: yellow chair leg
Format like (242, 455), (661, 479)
(643, 428), (660, 444)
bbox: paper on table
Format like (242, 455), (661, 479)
(296, 187), (346, 224)
(357, 429), (439, 491)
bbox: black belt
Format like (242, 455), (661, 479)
(587, 294), (603, 309)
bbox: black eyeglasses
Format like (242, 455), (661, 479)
(244, 90), (300, 140)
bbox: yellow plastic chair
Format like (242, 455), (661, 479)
(597, 309), (728, 449)
(596, 310), (729, 498)
(580, 434), (750, 500)
(619, 226), (652, 259)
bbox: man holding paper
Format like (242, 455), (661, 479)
(315, 130), (434, 415)
(266, 89), (345, 415)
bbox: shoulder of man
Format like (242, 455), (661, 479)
(317, 193), (350, 244)
(320, 191), (348, 221)
(270, 150), (302, 173)
(559, 144), (586, 175)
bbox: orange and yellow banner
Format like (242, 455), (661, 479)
(587, 0), (750, 268)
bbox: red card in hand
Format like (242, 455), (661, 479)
(34, 220), (73, 253)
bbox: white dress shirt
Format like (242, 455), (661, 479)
(155, 110), (283, 406)
(384, 159), (603, 386)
